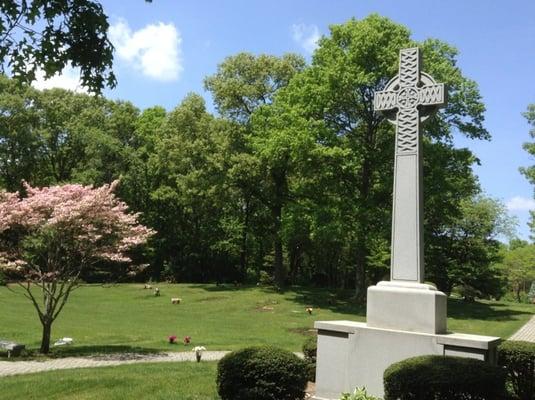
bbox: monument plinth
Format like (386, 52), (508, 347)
(313, 48), (500, 399)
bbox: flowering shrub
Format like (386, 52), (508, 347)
(0, 181), (154, 353)
(168, 335), (177, 344)
(184, 336), (191, 345)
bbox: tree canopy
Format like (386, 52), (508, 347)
(0, 15), (517, 300)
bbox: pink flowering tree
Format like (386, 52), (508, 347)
(0, 181), (154, 353)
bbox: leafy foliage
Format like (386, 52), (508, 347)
(383, 355), (506, 400)
(498, 340), (535, 400)
(496, 243), (535, 302)
(340, 387), (379, 400)
(302, 336), (317, 382)
(520, 104), (535, 239)
(0, 181), (153, 353)
(0, 14), (512, 300)
(0, 0), (117, 93)
(216, 346), (308, 400)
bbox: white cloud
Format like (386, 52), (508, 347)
(32, 66), (88, 93)
(506, 196), (535, 211)
(291, 23), (320, 54)
(109, 19), (182, 81)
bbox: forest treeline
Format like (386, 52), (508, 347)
(0, 15), (521, 299)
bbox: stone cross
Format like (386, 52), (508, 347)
(374, 47), (447, 284)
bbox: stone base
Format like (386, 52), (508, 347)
(367, 281), (447, 334)
(312, 321), (500, 399)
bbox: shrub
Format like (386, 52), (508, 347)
(302, 336), (317, 382)
(498, 340), (535, 400)
(383, 355), (506, 400)
(0, 270), (5, 286)
(340, 387), (379, 400)
(258, 270), (274, 286)
(217, 346), (308, 400)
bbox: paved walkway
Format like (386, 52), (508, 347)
(0, 351), (306, 378)
(0, 350), (313, 397)
(0, 351), (230, 377)
(510, 315), (535, 342)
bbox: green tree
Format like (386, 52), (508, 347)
(128, 94), (236, 281)
(520, 104), (535, 238)
(0, 0), (118, 93)
(0, 75), (43, 191)
(255, 15), (489, 296)
(434, 196), (515, 299)
(0, 79), (139, 190)
(498, 243), (535, 302)
(205, 53), (306, 285)
(205, 52), (306, 123)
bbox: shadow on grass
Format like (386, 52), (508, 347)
(186, 283), (257, 292)
(0, 345), (163, 361)
(190, 283), (367, 315)
(283, 286), (366, 316)
(447, 298), (532, 322)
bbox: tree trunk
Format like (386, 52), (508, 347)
(353, 121), (376, 301)
(273, 201), (284, 287)
(271, 169), (287, 288)
(239, 198), (250, 280)
(40, 320), (52, 354)
(354, 239), (368, 301)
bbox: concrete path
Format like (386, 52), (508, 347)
(0, 351), (306, 378)
(0, 350), (314, 398)
(0, 351), (230, 377)
(510, 315), (535, 342)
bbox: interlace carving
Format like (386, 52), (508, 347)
(374, 48), (446, 155)
(397, 109), (419, 153)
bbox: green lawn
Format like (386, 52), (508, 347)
(0, 283), (532, 356)
(0, 362), (219, 400)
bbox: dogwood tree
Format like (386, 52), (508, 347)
(0, 181), (153, 353)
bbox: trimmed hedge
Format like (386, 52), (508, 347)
(498, 340), (535, 400)
(216, 346), (308, 400)
(383, 355), (506, 400)
(302, 336), (317, 382)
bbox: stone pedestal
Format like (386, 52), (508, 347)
(312, 320), (500, 399)
(367, 281), (447, 334)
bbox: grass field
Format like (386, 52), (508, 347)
(0, 362), (219, 400)
(0, 283), (533, 356)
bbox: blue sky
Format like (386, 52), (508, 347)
(36, 0), (535, 239)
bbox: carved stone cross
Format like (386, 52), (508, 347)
(374, 47), (447, 284)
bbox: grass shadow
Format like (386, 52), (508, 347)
(0, 345), (163, 362)
(281, 286), (367, 316)
(447, 298), (533, 322)
(187, 283), (257, 292)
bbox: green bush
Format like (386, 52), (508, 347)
(302, 336), (317, 382)
(498, 340), (535, 400)
(258, 270), (274, 286)
(340, 387), (379, 400)
(217, 346), (308, 400)
(383, 355), (506, 400)
(0, 270), (6, 286)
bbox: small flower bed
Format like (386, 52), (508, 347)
(168, 335), (177, 344)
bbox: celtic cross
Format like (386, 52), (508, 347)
(374, 47), (447, 284)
